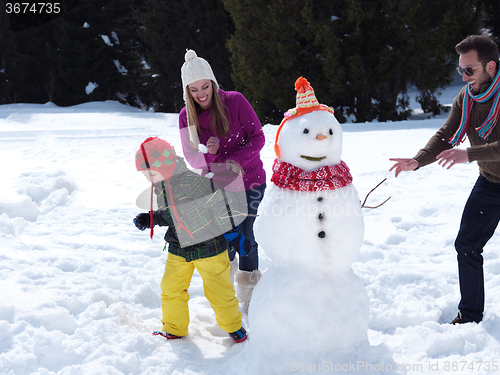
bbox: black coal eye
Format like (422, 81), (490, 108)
(303, 128), (309, 134)
(329, 129), (333, 135)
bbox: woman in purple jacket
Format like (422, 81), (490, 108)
(178, 49), (266, 313)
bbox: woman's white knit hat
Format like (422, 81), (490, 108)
(181, 49), (218, 103)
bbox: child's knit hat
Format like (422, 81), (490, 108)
(135, 137), (177, 179)
(135, 137), (178, 239)
(181, 49), (218, 103)
(275, 77), (335, 159)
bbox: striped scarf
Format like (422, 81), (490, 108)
(450, 68), (500, 146)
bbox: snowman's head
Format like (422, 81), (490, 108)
(275, 77), (343, 171)
(277, 111), (343, 171)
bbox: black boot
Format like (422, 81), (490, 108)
(451, 312), (481, 325)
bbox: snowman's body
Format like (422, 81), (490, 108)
(256, 182), (363, 274)
(250, 108), (369, 358)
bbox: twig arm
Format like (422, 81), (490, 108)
(361, 178), (391, 209)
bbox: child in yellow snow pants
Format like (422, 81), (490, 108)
(160, 251), (241, 336)
(133, 137), (248, 343)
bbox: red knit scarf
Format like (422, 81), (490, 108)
(271, 159), (352, 191)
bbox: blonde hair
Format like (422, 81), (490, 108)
(185, 81), (230, 140)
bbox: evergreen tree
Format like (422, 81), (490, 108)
(0, 10), (55, 103)
(48, 0), (151, 107)
(223, 0), (483, 124)
(0, 0), (487, 118)
(222, 0), (329, 124)
(0, 0), (15, 103)
(383, 0), (483, 116)
(138, 0), (234, 112)
(1, 0), (151, 107)
(482, 0), (500, 44)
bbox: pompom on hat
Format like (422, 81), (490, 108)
(274, 77), (334, 159)
(181, 49), (218, 103)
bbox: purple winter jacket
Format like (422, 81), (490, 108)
(179, 89), (266, 190)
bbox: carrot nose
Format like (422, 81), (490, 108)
(316, 134), (327, 141)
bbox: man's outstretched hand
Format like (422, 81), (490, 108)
(436, 148), (469, 169)
(389, 158), (419, 177)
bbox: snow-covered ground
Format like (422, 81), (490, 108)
(2, 81), (500, 375)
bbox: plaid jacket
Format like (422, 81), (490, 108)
(153, 157), (234, 262)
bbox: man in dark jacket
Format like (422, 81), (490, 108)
(390, 34), (500, 324)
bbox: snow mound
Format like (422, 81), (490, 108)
(0, 171), (76, 235)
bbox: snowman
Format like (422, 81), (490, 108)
(247, 77), (370, 365)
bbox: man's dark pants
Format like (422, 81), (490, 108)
(455, 174), (500, 322)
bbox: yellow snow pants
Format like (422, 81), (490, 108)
(160, 250), (242, 337)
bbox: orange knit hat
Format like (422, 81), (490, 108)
(274, 77), (334, 158)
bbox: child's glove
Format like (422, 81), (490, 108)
(134, 213), (152, 231)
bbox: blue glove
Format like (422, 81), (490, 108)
(134, 213), (151, 231)
(223, 226), (250, 256)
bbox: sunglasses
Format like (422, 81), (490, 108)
(456, 62), (487, 76)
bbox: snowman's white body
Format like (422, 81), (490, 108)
(256, 184), (363, 274)
(250, 110), (369, 357)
